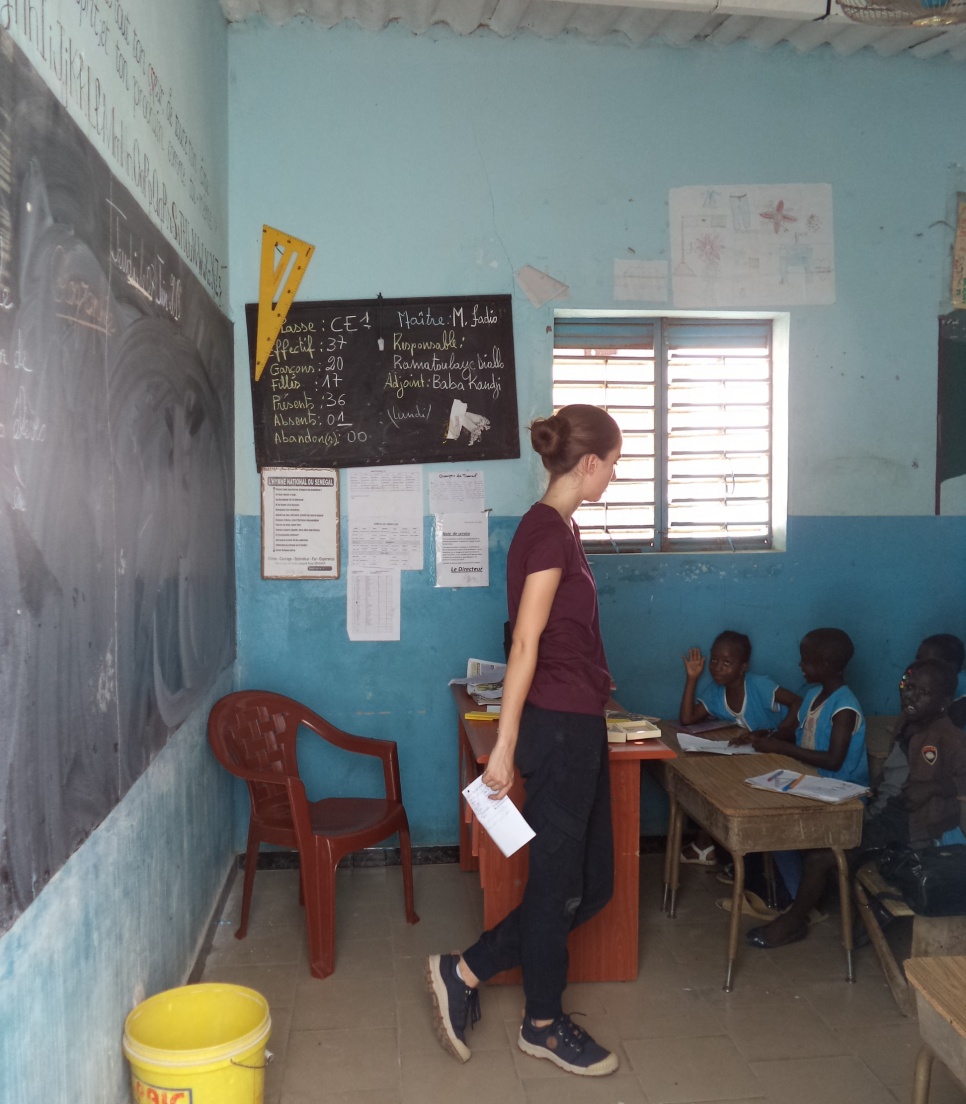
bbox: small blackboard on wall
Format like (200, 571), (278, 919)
(246, 295), (520, 470)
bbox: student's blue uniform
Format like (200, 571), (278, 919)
(696, 673), (788, 731)
(796, 684), (869, 786)
(776, 684), (868, 897)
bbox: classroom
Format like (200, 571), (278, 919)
(2, 0), (966, 1099)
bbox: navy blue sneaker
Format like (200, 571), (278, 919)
(518, 1013), (618, 1076)
(425, 953), (481, 1062)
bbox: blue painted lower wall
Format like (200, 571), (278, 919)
(236, 512), (966, 846)
(0, 673), (235, 1104)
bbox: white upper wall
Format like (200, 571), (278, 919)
(4, 0), (230, 308)
(225, 20), (964, 519)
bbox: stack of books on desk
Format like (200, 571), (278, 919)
(606, 711), (661, 744)
(469, 681), (503, 705)
(449, 658), (506, 706)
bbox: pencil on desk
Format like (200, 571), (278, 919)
(781, 773), (805, 792)
(464, 711), (500, 722)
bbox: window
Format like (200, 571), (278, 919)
(552, 313), (787, 553)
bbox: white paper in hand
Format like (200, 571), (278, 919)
(462, 775), (536, 858)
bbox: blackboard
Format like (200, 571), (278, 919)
(938, 311), (966, 510)
(246, 295), (520, 469)
(0, 30), (235, 933)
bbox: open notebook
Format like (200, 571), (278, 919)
(745, 770), (869, 804)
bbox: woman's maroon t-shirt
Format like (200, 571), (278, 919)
(507, 502), (611, 716)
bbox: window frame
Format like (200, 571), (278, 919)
(552, 309), (789, 555)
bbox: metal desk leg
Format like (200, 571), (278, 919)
(832, 848), (855, 982)
(913, 1045), (934, 1104)
(724, 852), (746, 991)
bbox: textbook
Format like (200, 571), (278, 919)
(745, 770), (869, 804)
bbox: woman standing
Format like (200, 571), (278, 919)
(427, 405), (622, 1077)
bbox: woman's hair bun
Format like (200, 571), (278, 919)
(529, 413), (570, 461)
(528, 405), (621, 477)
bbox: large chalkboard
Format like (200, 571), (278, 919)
(246, 295), (519, 469)
(0, 30), (235, 933)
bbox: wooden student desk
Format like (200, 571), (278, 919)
(906, 956), (966, 1104)
(452, 684), (675, 983)
(659, 725), (864, 992)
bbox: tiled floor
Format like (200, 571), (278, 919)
(199, 854), (966, 1104)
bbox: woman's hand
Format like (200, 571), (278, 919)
(682, 648), (706, 680)
(729, 730), (755, 746)
(482, 743), (516, 800)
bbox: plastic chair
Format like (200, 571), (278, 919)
(207, 690), (419, 978)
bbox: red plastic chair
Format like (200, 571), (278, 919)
(207, 690), (419, 978)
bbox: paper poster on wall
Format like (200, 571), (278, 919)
(261, 468), (339, 579)
(669, 184), (835, 307)
(348, 466), (424, 571)
(614, 259), (669, 303)
(952, 198), (966, 310)
(347, 568), (401, 641)
(428, 471), (485, 515)
(435, 514), (489, 588)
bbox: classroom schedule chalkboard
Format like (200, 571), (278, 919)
(246, 295), (520, 470)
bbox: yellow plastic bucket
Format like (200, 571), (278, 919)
(122, 983), (271, 1104)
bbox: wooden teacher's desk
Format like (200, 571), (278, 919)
(452, 684), (675, 983)
(659, 724), (864, 992)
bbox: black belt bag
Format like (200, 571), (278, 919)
(876, 844), (966, 916)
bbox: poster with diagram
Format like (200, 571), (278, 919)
(670, 184), (835, 307)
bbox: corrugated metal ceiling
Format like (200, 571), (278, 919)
(219, 0), (966, 62)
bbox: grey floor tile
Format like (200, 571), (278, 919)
(624, 1033), (766, 1102)
(198, 858), (966, 1104)
(748, 1055), (895, 1104)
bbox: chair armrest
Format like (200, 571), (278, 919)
(299, 712), (404, 803)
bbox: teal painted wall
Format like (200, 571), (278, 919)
(227, 22), (966, 847)
(236, 512), (966, 843)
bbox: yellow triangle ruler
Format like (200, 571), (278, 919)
(254, 225), (315, 381)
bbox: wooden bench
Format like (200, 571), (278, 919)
(854, 862), (966, 1016)
(906, 956), (966, 1103)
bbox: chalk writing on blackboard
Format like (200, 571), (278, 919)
(246, 295), (519, 470)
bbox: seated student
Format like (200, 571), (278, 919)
(679, 631), (802, 865)
(740, 627), (870, 948)
(681, 630), (802, 734)
(862, 658), (966, 855)
(746, 658), (966, 950)
(915, 633), (966, 728)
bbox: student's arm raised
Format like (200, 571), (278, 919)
(679, 648), (710, 725)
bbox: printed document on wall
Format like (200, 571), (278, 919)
(347, 568), (400, 641)
(348, 466), (423, 570)
(435, 513), (489, 588)
(669, 184), (834, 308)
(429, 470), (485, 515)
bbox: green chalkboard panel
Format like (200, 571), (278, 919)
(246, 295), (519, 470)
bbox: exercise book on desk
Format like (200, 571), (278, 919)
(677, 733), (756, 755)
(745, 770), (869, 804)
